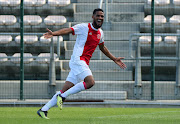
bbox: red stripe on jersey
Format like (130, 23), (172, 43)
(80, 23), (101, 65)
(70, 27), (75, 35)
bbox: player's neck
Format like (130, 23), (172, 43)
(91, 23), (99, 31)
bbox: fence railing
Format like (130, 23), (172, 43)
(129, 32), (180, 99)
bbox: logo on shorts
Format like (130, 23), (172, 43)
(97, 34), (100, 39)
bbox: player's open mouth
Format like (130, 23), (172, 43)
(97, 19), (102, 25)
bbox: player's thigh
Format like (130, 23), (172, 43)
(61, 81), (74, 93)
(66, 70), (78, 85)
(77, 69), (93, 82)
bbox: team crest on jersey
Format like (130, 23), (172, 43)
(97, 34), (101, 39)
(89, 32), (92, 35)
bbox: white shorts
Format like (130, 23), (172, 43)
(66, 60), (92, 85)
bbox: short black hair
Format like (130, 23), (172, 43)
(93, 8), (104, 15)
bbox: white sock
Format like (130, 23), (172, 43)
(41, 91), (61, 111)
(61, 81), (86, 98)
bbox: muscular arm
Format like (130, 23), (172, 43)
(43, 28), (73, 39)
(52, 28), (73, 36)
(99, 43), (116, 61)
(99, 43), (127, 69)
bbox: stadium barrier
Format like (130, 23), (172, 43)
(129, 31), (180, 99)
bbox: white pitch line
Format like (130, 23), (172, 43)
(95, 111), (180, 119)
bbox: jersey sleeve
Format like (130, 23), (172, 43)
(98, 29), (104, 45)
(70, 23), (86, 35)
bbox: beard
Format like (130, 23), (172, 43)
(93, 20), (102, 28)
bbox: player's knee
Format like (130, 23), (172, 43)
(85, 80), (95, 89)
(84, 75), (95, 89)
(90, 80), (95, 87)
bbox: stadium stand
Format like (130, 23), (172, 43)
(169, 15), (180, 25)
(5, 0), (177, 100)
(0, 15), (17, 25)
(15, 35), (38, 44)
(0, 34), (65, 56)
(0, 53), (8, 63)
(142, 1), (180, 33)
(147, 0), (170, 6)
(169, 15), (180, 32)
(1, 0), (179, 100)
(36, 53), (58, 64)
(138, 0), (180, 82)
(75, 3), (144, 12)
(138, 35), (177, 56)
(139, 36), (162, 44)
(143, 15), (167, 25)
(0, 0), (20, 7)
(48, 0), (71, 7)
(44, 15), (67, 26)
(11, 53), (34, 64)
(40, 36), (51, 44)
(76, 0), (145, 3)
(23, 15), (42, 25)
(0, 35), (12, 44)
(164, 36), (177, 44)
(40, 36), (63, 44)
(0, 0), (180, 100)
(73, 12), (144, 22)
(144, 0), (180, 16)
(140, 15), (167, 33)
(24, 0), (46, 7)
(173, 0), (180, 6)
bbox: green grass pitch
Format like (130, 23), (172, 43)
(0, 107), (180, 124)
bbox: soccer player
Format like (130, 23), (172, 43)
(37, 8), (127, 119)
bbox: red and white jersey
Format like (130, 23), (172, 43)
(70, 23), (104, 65)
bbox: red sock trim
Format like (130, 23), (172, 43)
(60, 90), (63, 94)
(83, 82), (87, 89)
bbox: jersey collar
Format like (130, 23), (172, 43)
(90, 23), (99, 31)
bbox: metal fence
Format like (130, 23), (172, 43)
(0, 0), (180, 101)
(129, 32), (180, 100)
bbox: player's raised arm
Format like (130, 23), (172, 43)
(99, 43), (127, 69)
(43, 28), (73, 39)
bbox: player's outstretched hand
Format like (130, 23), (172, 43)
(43, 28), (53, 39)
(114, 57), (127, 69)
